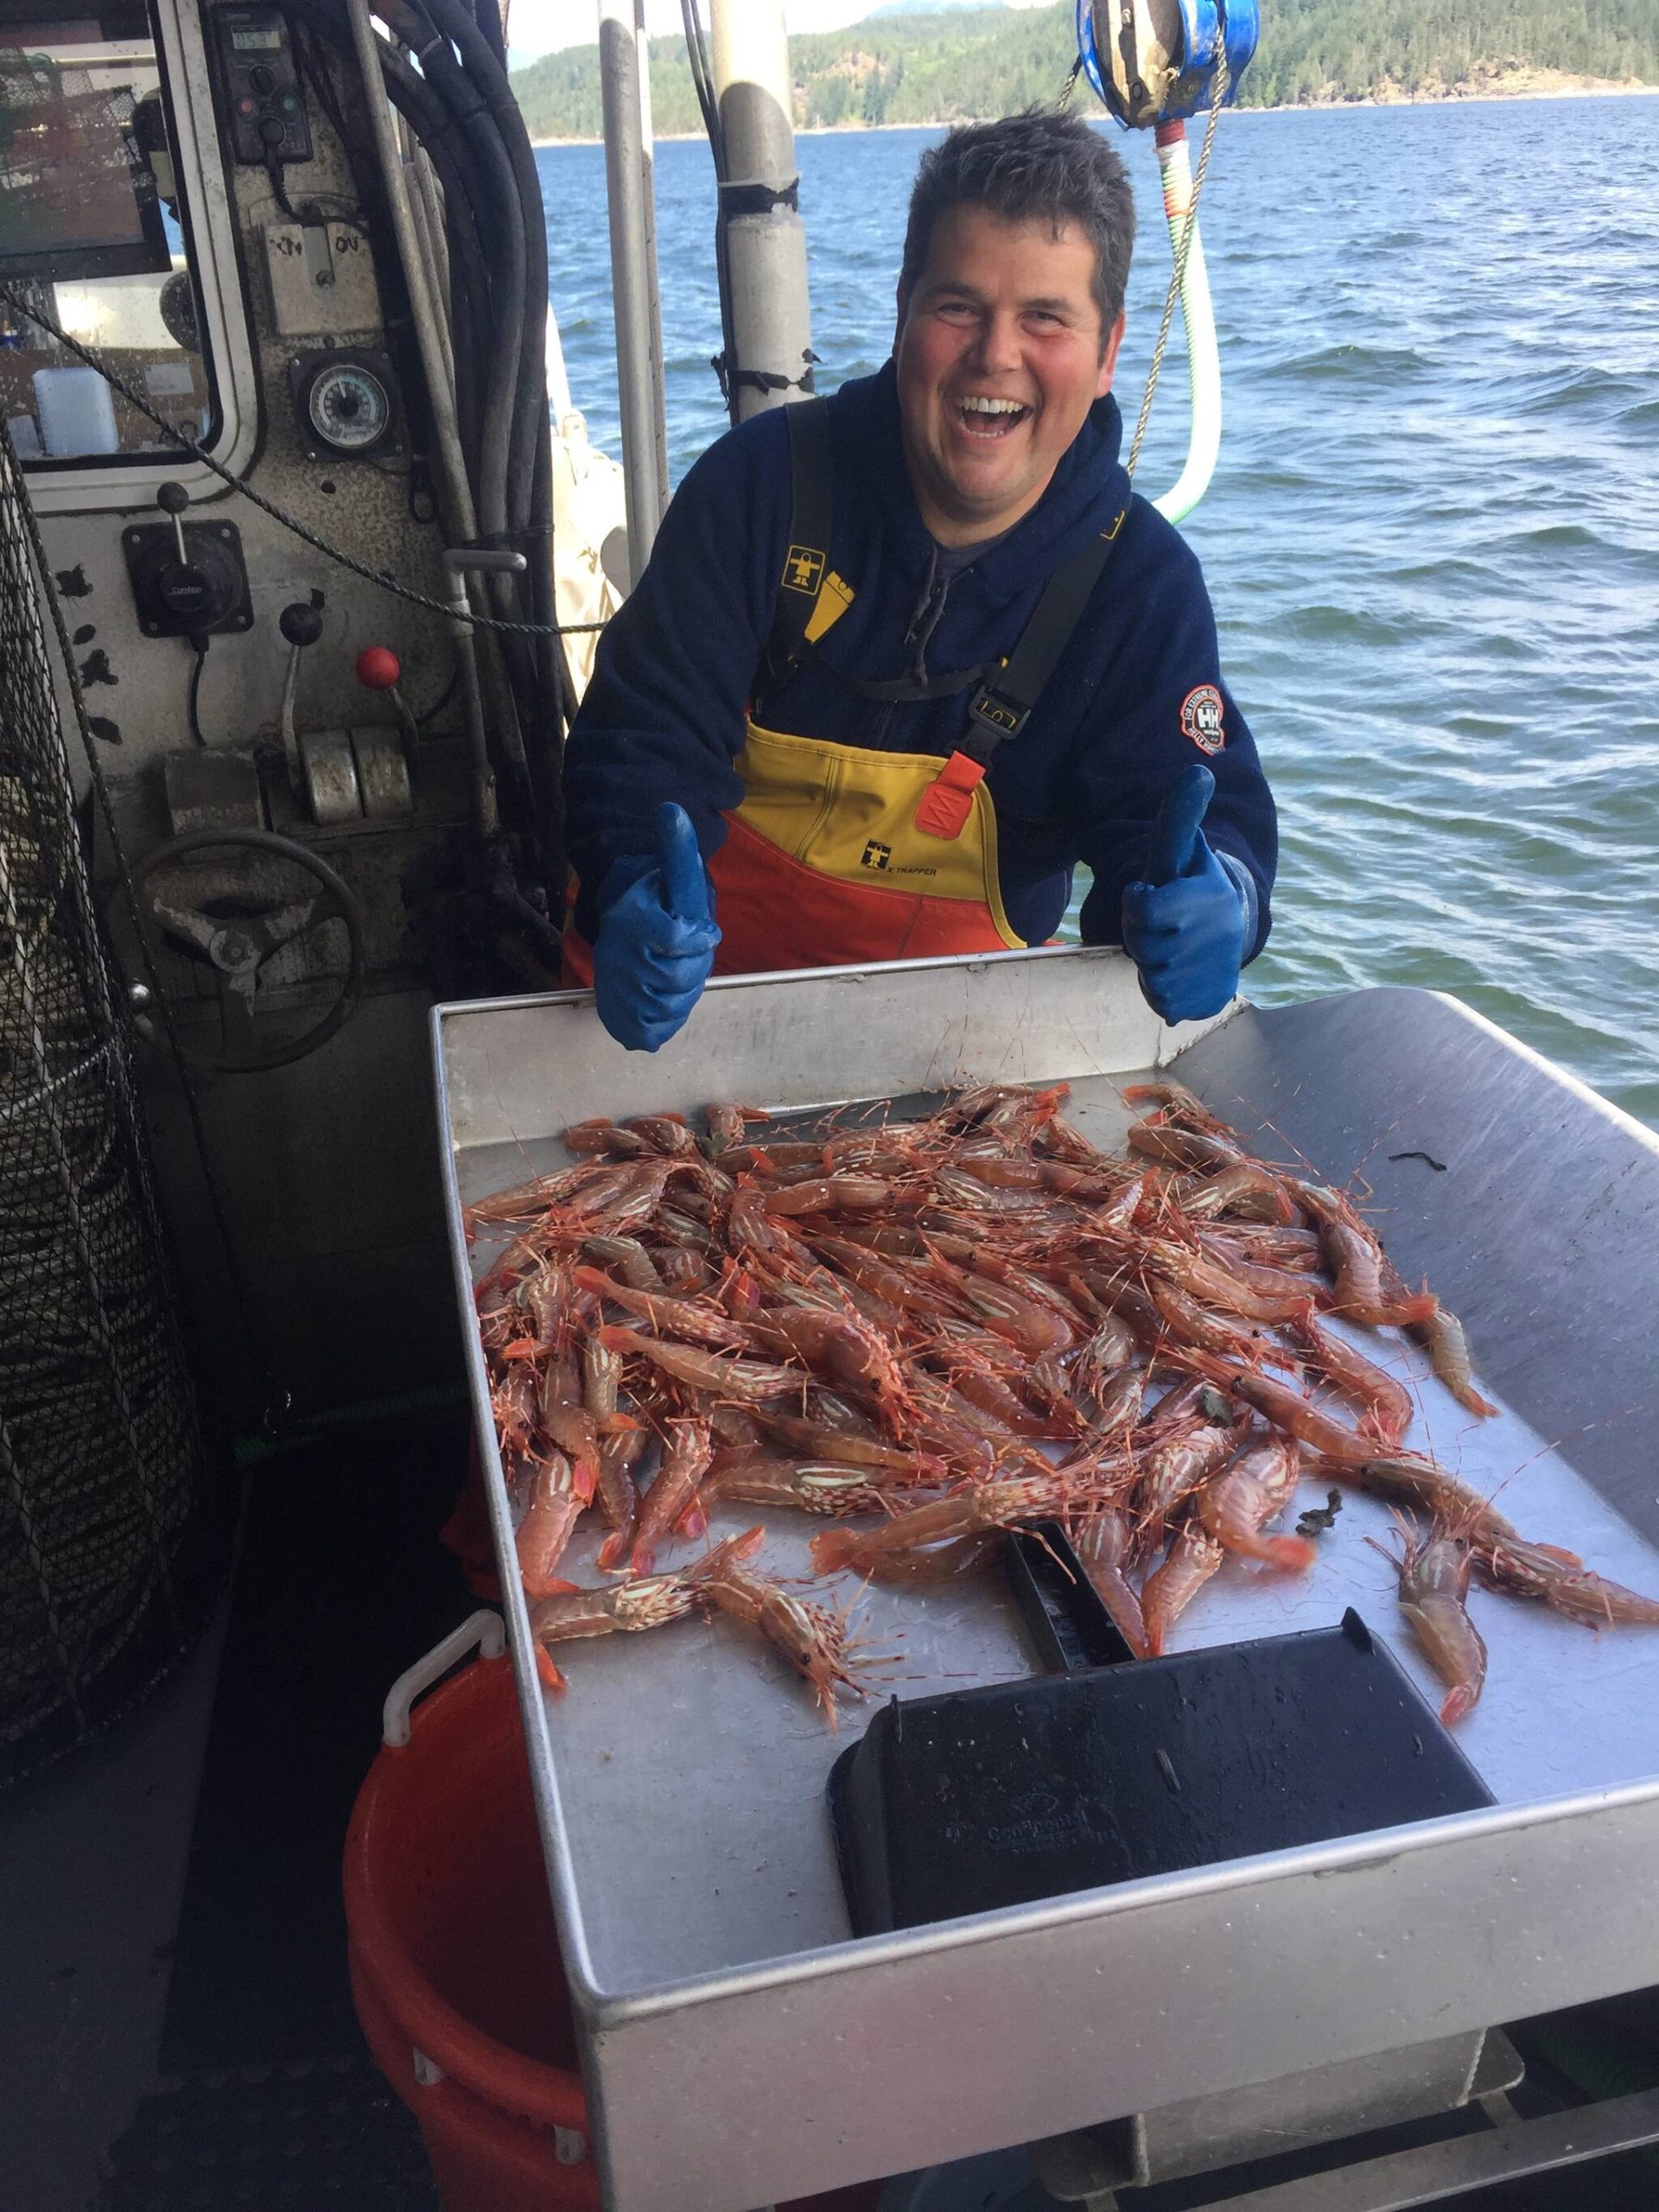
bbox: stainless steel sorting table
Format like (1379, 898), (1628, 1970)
(433, 946), (1659, 2212)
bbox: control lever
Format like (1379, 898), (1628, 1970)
(154, 481), (213, 636)
(157, 479), (190, 564)
(124, 481), (251, 640)
(355, 645), (420, 773)
(442, 546), (526, 839)
(277, 600), (324, 799)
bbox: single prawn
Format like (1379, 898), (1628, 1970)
(630, 1417), (715, 1574)
(596, 1324), (806, 1402)
(563, 1118), (653, 1159)
(697, 1454), (893, 1518)
(515, 1448), (590, 1599)
(1073, 1505), (1150, 1658)
(1357, 1454), (1516, 1547)
(1471, 1531), (1659, 1628)
(1373, 1516), (1487, 1726)
(1194, 1438), (1315, 1571)
(1141, 1516), (1226, 1656)
(685, 1531), (884, 1727)
(751, 1406), (938, 1479)
(1408, 1300), (1499, 1418)
(573, 1264), (751, 1350)
(594, 1426), (647, 1573)
(1282, 1309), (1415, 1447)
(529, 1534), (766, 1691)
(857, 1532), (1002, 1583)
(809, 1474), (1080, 1576)
(1295, 1184), (1438, 1329)
(1128, 1416), (1239, 1563)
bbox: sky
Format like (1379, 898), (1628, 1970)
(505, 0), (1056, 67)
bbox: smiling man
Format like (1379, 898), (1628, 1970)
(563, 109), (1277, 1050)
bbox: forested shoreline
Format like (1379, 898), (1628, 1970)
(512, 0), (1657, 141)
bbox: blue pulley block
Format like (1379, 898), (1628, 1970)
(1077, 0), (1258, 129)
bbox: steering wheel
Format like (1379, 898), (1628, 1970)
(126, 828), (366, 1073)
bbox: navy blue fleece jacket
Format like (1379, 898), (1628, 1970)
(563, 362), (1275, 950)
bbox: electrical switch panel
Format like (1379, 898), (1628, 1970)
(264, 220), (382, 337)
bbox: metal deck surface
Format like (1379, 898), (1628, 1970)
(433, 949), (1659, 2212)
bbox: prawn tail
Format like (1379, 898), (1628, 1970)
(810, 1528), (863, 1575)
(1440, 1681), (1479, 1726)
(1085, 1565), (1150, 1659)
(1254, 1531), (1319, 1573)
(534, 1645), (569, 1694)
(594, 1529), (632, 1573)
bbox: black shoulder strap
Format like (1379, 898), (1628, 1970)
(956, 505), (1129, 763)
(758, 397), (836, 690)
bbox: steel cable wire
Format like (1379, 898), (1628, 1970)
(0, 283), (603, 639)
(1125, 57), (1230, 484)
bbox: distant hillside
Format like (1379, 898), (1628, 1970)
(510, 0), (1659, 140)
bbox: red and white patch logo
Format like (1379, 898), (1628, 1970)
(1179, 684), (1225, 756)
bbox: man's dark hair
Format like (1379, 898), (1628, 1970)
(899, 108), (1135, 334)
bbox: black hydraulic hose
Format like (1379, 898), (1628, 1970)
(528, 398), (568, 878)
(410, 0), (550, 542)
(284, 0), (498, 493)
(682, 0), (723, 156)
(472, 0), (506, 70)
(283, 5), (501, 371)
(396, 0), (556, 799)
(379, 0), (540, 717)
(386, 0), (526, 499)
(269, 0), (560, 845)
(285, 0), (543, 823)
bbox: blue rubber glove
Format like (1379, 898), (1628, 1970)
(591, 803), (721, 1052)
(1121, 764), (1257, 1025)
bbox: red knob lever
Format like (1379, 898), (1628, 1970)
(356, 645), (401, 691)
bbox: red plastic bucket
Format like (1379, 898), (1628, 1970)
(345, 1619), (887, 2212)
(343, 1630), (601, 2210)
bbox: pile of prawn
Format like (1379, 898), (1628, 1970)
(468, 1079), (1659, 1732)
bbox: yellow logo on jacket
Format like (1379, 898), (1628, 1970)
(782, 544), (825, 594)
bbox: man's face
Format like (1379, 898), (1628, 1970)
(894, 202), (1125, 547)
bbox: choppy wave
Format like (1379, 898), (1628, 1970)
(541, 95), (1659, 1128)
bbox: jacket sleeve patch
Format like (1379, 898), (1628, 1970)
(1179, 683), (1226, 755)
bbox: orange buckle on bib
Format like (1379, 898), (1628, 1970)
(913, 751), (986, 841)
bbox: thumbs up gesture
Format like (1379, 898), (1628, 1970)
(592, 804), (721, 1052)
(1120, 765), (1256, 1025)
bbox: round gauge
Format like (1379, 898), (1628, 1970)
(305, 360), (391, 454)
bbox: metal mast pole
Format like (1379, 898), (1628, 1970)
(709, 0), (814, 421)
(598, 0), (671, 582)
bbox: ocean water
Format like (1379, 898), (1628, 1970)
(541, 97), (1659, 1127)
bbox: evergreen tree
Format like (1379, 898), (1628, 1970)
(508, 0), (1659, 142)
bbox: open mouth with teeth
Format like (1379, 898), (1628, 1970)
(955, 395), (1032, 439)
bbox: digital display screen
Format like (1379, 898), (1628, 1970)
(231, 26), (283, 49)
(0, 30), (170, 283)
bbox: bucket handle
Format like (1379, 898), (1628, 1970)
(381, 1609), (506, 1747)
